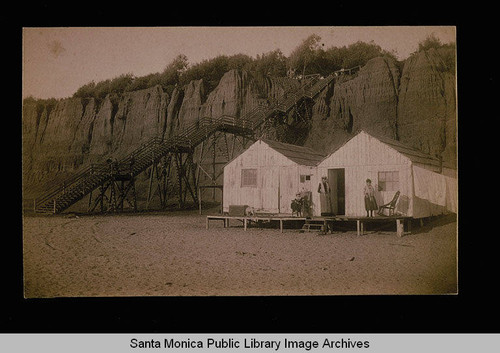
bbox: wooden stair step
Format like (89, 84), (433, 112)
(33, 74), (334, 214)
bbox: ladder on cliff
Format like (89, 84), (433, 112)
(33, 74), (335, 214)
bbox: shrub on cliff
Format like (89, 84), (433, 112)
(287, 36), (398, 77)
(179, 54), (253, 92)
(73, 74), (134, 100)
(69, 35), (402, 100)
(288, 34), (323, 77)
(414, 34), (456, 72)
(243, 49), (287, 77)
(418, 33), (445, 52)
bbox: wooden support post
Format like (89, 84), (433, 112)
(109, 180), (117, 212)
(146, 164), (155, 210)
(119, 180), (125, 211)
(280, 219), (283, 233)
(206, 217), (209, 230)
(198, 187), (202, 215)
(244, 218), (247, 231)
(220, 188), (224, 215)
(175, 153), (184, 208)
(357, 220), (364, 236)
(187, 153), (198, 204)
(165, 156), (172, 208)
(99, 183), (105, 212)
(396, 219), (404, 237)
(88, 190), (93, 212)
(132, 179), (137, 211)
(212, 134), (216, 200)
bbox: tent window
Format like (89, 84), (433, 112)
(378, 171), (399, 191)
(241, 169), (257, 187)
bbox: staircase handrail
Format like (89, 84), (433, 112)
(35, 164), (98, 206)
(33, 73), (330, 211)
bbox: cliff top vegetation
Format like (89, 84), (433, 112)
(24, 34), (455, 105)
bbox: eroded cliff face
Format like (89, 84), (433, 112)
(305, 48), (456, 166)
(22, 70), (298, 191)
(332, 56), (400, 138)
(304, 56), (401, 154)
(397, 47), (457, 163)
(22, 49), (457, 196)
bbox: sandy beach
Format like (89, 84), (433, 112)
(22, 211), (457, 298)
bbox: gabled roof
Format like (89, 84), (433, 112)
(374, 133), (443, 167)
(323, 130), (447, 168)
(225, 131), (452, 170)
(261, 139), (326, 166)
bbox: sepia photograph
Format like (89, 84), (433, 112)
(21, 26), (458, 298)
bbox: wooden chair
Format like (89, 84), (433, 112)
(378, 191), (401, 216)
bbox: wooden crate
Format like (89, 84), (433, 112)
(228, 205), (248, 216)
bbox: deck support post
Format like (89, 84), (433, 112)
(396, 219), (404, 237)
(356, 219), (365, 236)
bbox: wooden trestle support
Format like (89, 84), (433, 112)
(87, 162), (138, 213)
(183, 99), (313, 212)
(33, 72), (338, 214)
(145, 130), (255, 210)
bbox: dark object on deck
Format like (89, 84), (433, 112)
(291, 192), (312, 217)
(378, 191), (401, 216)
(229, 205), (249, 216)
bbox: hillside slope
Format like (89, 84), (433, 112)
(22, 48), (456, 199)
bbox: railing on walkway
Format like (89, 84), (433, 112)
(33, 72), (338, 213)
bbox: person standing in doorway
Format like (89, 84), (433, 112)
(364, 179), (378, 217)
(318, 176), (333, 216)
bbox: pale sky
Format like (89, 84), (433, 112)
(22, 26), (456, 100)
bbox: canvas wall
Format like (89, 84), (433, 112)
(314, 132), (414, 217)
(223, 141), (301, 213)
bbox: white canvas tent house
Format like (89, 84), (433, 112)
(312, 130), (457, 218)
(222, 139), (325, 214)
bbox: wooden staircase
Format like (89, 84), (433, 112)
(33, 74), (336, 214)
(302, 219), (327, 232)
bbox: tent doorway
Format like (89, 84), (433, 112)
(328, 168), (345, 215)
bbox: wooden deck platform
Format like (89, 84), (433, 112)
(325, 216), (412, 237)
(206, 215), (306, 233)
(307, 216), (412, 237)
(206, 214), (412, 237)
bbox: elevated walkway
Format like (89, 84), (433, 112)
(33, 73), (336, 214)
